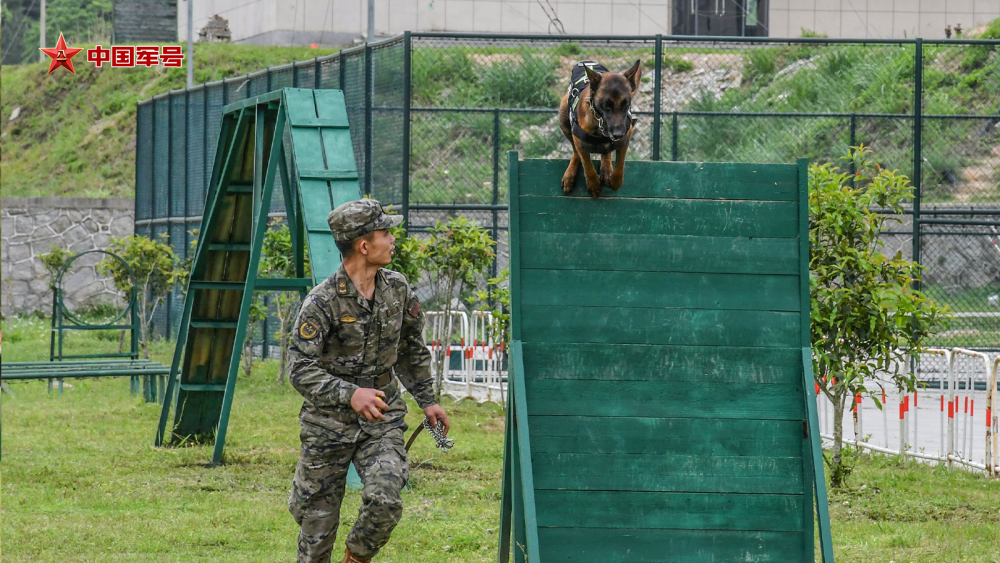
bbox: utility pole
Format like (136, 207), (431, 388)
(367, 0), (374, 42)
(187, 0), (194, 87)
(39, 0), (46, 62)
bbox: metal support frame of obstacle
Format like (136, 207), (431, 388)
(0, 250), (170, 400)
(498, 155), (834, 562)
(154, 88), (361, 466)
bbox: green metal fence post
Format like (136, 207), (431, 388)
(365, 45), (373, 196)
(402, 32), (411, 231)
(848, 113), (857, 186)
(652, 35), (662, 161)
(166, 94), (173, 339)
(339, 53), (346, 89)
(492, 108), (500, 279)
(671, 111), (679, 161)
(315, 57), (321, 89)
(912, 39), (922, 288)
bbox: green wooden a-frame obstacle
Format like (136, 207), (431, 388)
(499, 155), (834, 562)
(155, 88), (361, 464)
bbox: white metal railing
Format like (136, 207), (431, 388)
(422, 310), (508, 405)
(818, 347), (999, 477)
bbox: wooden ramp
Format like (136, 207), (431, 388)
(154, 88), (360, 464)
(499, 155), (834, 562)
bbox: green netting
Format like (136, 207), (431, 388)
(133, 35), (999, 354)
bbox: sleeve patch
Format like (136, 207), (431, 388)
(298, 319), (320, 340)
(407, 299), (421, 318)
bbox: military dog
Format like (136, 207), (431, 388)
(558, 60), (641, 198)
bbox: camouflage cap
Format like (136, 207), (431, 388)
(327, 198), (403, 243)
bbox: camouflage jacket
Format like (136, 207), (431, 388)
(288, 265), (436, 441)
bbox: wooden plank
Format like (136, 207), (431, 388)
(288, 127), (328, 173)
(532, 453), (804, 494)
(519, 197), (798, 238)
(510, 152), (522, 342)
(521, 269), (800, 311)
(537, 528), (805, 563)
(299, 169), (359, 181)
(535, 490), (804, 532)
(528, 417), (804, 457)
(521, 342), (801, 384)
(524, 379), (804, 419)
(519, 159), (799, 200)
(521, 232), (799, 275)
(511, 342), (542, 563)
(520, 305), (800, 347)
(321, 129), (358, 174)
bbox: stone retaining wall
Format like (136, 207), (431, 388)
(1, 198), (135, 316)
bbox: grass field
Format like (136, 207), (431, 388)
(2, 322), (999, 562)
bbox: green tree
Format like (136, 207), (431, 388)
(387, 224), (429, 287)
(98, 233), (185, 359)
(810, 146), (952, 487)
(38, 244), (71, 290)
(423, 216), (495, 397)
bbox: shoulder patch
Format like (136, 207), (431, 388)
(407, 298), (421, 318)
(298, 319), (320, 340)
(337, 279), (348, 295)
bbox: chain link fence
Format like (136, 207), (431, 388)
(135, 33), (1000, 362)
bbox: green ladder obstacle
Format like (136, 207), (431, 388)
(499, 155), (834, 562)
(155, 88), (361, 465)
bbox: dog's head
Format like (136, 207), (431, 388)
(585, 60), (642, 140)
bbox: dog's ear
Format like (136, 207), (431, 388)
(584, 65), (603, 93)
(623, 59), (642, 93)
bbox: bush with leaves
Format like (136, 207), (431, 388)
(39, 245), (72, 290)
(387, 225), (429, 287)
(98, 234), (185, 359)
(423, 216), (495, 397)
(472, 268), (511, 407)
(810, 146), (952, 487)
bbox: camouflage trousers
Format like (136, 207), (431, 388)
(289, 423), (410, 562)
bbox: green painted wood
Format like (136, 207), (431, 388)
(521, 269), (800, 311)
(535, 490), (804, 531)
(532, 452), (804, 494)
(501, 156), (833, 561)
(528, 417), (804, 457)
(497, 375), (514, 563)
(524, 379), (804, 419)
(521, 305), (800, 347)
(299, 169), (359, 181)
(519, 159), (799, 200)
(511, 342), (541, 563)
(521, 343), (801, 384)
(522, 232), (799, 274)
(537, 528), (806, 563)
(520, 197), (798, 238)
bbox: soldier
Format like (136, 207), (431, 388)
(287, 198), (449, 563)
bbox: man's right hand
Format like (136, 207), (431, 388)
(351, 388), (387, 422)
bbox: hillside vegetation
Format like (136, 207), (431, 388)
(0, 43), (337, 198)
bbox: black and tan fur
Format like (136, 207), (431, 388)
(558, 60), (641, 198)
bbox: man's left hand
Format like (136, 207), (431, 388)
(423, 404), (450, 436)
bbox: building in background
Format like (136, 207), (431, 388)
(115, 0), (179, 43)
(178, 0), (999, 46)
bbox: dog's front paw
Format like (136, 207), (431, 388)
(585, 177), (602, 198)
(610, 171), (625, 191)
(599, 167), (613, 188)
(561, 174), (575, 194)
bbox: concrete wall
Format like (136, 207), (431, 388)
(1, 198), (134, 317)
(769, 0), (1000, 40)
(178, 0), (999, 46)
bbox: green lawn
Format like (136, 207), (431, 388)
(2, 322), (998, 562)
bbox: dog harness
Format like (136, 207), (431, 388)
(567, 61), (637, 146)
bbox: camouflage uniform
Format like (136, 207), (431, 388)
(288, 199), (436, 563)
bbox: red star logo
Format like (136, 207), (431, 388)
(39, 33), (83, 75)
